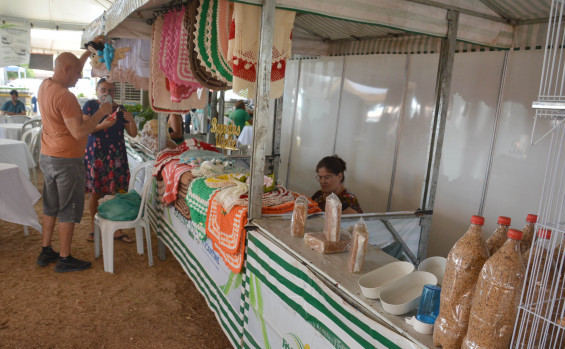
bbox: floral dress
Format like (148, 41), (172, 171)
(311, 189), (363, 213)
(83, 100), (130, 195)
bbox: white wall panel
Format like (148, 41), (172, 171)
(334, 55), (407, 213)
(278, 60), (300, 186)
(427, 51), (505, 257)
(390, 54), (439, 211)
(286, 57), (344, 196)
(482, 50), (553, 238)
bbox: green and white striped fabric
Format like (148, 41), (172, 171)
(147, 203), (246, 348)
(243, 232), (420, 349)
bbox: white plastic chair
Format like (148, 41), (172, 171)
(93, 161), (155, 273)
(20, 126), (41, 186)
(6, 115), (31, 123)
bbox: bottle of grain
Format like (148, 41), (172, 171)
(486, 216), (511, 256)
(521, 214), (538, 254)
(433, 215), (489, 349)
(462, 229), (525, 349)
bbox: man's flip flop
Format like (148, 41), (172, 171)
(114, 234), (134, 243)
(86, 232), (94, 242)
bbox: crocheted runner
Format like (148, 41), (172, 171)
(186, 178), (220, 240)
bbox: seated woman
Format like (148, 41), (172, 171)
(311, 155), (363, 214)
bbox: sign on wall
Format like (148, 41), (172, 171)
(0, 22), (31, 67)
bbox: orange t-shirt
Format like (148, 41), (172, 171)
(38, 79), (86, 158)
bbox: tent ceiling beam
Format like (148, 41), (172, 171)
(476, 0), (513, 20)
(0, 16), (88, 32)
(406, 0), (509, 24)
(292, 22), (330, 42)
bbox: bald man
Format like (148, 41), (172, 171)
(37, 50), (112, 273)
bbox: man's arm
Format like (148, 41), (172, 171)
(65, 101), (113, 140)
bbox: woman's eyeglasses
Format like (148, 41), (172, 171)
(315, 174), (336, 182)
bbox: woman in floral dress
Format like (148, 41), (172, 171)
(84, 78), (138, 242)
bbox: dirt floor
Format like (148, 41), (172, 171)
(0, 169), (232, 349)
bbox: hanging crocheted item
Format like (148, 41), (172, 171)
(194, 0), (233, 84)
(150, 16), (208, 113)
(186, 178), (220, 240)
(109, 39), (150, 90)
(185, 0), (230, 90)
(227, 3), (295, 99)
(206, 190), (248, 256)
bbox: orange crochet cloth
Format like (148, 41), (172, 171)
(205, 190), (321, 273)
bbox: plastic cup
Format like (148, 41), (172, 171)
(416, 284), (441, 324)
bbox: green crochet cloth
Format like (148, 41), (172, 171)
(196, 0), (233, 82)
(186, 178), (219, 240)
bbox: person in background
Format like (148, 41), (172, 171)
(1, 89), (26, 115)
(311, 155), (363, 214)
(229, 100), (252, 130)
(37, 50), (112, 272)
(184, 109), (195, 134)
(83, 78), (138, 243)
(167, 113), (184, 144)
(31, 94), (38, 114)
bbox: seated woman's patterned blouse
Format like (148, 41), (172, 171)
(311, 189), (363, 213)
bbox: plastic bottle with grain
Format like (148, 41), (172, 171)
(486, 216), (511, 256)
(462, 229), (525, 349)
(521, 214), (538, 254)
(433, 215), (489, 349)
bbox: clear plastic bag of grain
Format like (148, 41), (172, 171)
(304, 231), (351, 254)
(486, 216), (511, 256)
(461, 229), (525, 349)
(324, 193), (342, 242)
(348, 218), (369, 273)
(520, 214), (537, 254)
(515, 228), (564, 348)
(433, 215), (489, 349)
(290, 196), (308, 237)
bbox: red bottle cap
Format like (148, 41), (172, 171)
(471, 215), (485, 226)
(537, 228), (552, 239)
(507, 229), (523, 240)
(498, 216), (511, 226)
(526, 214), (538, 223)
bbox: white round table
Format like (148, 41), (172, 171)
(0, 123), (24, 140)
(0, 163), (42, 233)
(0, 139), (35, 178)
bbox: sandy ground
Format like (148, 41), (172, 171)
(0, 169), (231, 348)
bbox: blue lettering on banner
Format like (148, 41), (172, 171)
(202, 239), (221, 266)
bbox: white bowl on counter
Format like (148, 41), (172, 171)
(358, 261), (415, 299)
(417, 256), (447, 286)
(380, 271), (438, 315)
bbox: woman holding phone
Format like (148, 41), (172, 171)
(83, 78), (138, 243)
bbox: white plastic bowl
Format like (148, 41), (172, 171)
(358, 261), (415, 299)
(417, 256), (447, 286)
(380, 271), (438, 315)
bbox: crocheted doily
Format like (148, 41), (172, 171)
(150, 16), (208, 112)
(228, 3), (295, 98)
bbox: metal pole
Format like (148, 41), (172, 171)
(218, 90), (225, 125)
(207, 91), (218, 144)
(478, 50), (509, 216)
(273, 96), (283, 181)
(285, 60), (302, 186)
(387, 55), (410, 212)
(332, 56), (347, 154)
(158, 112), (168, 151)
(201, 91), (210, 135)
(418, 10), (459, 260)
(249, 0), (275, 220)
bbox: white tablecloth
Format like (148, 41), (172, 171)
(238, 125), (253, 145)
(0, 139), (35, 178)
(0, 123), (23, 140)
(0, 163), (42, 232)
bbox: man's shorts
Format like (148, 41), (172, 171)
(40, 154), (86, 223)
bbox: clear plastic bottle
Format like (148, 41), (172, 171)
(521, 214), (538, 254)
(433, 215), (489, 349)
(462, 229), (525, 349)
(486, 216), (511, 256)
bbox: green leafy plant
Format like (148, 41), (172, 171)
(123, 104), (143, 113)
(138, 107), (157, 129)
(77, 93), (85, 98)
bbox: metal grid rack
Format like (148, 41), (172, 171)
(513, 1), (565, 347)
